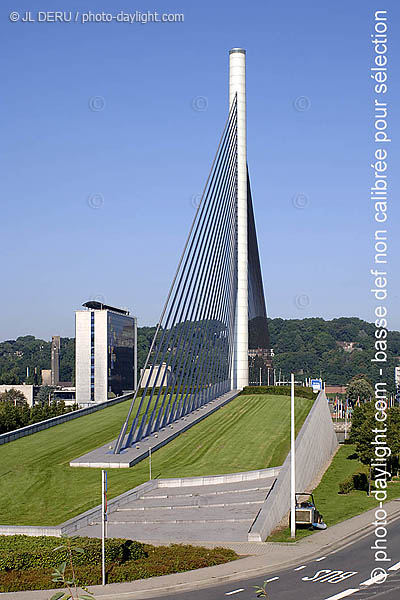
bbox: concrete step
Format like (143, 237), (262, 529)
(141, 481), (273, 500)
(105, 517), (253, 525)
(117, 498), (264, 510)
(109, 506), (257, 523)
(147, 476), (275, 494)
(131, 491), (267, 508)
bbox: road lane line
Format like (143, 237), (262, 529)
(389, 561), (400, 571)
(225, 589), (245, 596)
(294, 565), (307, 571)
(316, 556), (327, 561)
(322, 590), (360, 600)
(265, 577), (279, 583)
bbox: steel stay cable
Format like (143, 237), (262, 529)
(177, 128), (238, 417)
(204, 128), (239, 401)
(189, 129), (237, 410)
(127, 108), (235, 444)
(178, 129), (237, 416)
(153, 117), (238, 430)
(136, 108), (238, 440)
(176, 164), (237, 417)
(164, 133), (238, 425)
(185, 149), (237, 413)
(168, 123), (238, 420)
(123, 101), (237, 448)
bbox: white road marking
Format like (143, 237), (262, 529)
(295, 565), (307, 571)
(359, 573), (387, 586)
(389, 561), (400, 571)
(316, 556), (327, 561)
(322, 590), (360, 600)
(265, 577), (279, 583)
(225, 589), (245, 596)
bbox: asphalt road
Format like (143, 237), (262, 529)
(150, 516), (400, 600)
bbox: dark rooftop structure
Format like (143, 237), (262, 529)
(82, 301), (130, 316)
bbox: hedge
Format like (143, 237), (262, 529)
(0, 536), (147, 572)
(240, 385), (316, 400)
(0, 540), (238, 592)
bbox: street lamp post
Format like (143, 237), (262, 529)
(290, 373), (296, 539)
(101, 470), (107, 585)
(133, 316), (138, 391)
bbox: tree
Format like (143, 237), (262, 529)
(349, 402), (374, 443)
(0, 388), (27, 406)
(347, 378), (373, 402)
(0, 371), (21, 385)
(356, 416), (376, 496)
(35, 385), (54, 405)
(0, 400), (30, 433)
(387, 407), (400, 476)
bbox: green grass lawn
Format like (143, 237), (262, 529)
(0, 393), (313, 527)
(268, 444), (400, 542)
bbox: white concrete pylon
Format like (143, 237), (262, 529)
(229, 48), (248, 389)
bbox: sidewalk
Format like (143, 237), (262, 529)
(3, 499), (400, 600)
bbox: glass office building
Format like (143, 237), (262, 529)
(107, 311), (135, 396)
(75, 302), (135, 405)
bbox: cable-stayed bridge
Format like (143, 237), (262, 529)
(72, 48), (271, 467)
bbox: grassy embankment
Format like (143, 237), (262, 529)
(268, 443), (400, 542)
(0, 393), (313, 526)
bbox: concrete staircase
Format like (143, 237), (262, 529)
(77, 471), (277, 543)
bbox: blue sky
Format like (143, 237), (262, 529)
(1, 0), (399, 339)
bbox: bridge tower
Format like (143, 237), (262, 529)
(229, 48), (248, 390)
(113, 48), (271, 454)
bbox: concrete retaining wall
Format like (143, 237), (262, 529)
(248, 390), (338, 542)
(0, 393), (134, 446)
(160, 467), (281, 488)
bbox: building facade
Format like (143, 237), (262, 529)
(0, 384), (36, 406)
(140, 362), (174, 389)
(75, 302), (136, 406)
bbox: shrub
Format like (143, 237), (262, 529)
(338, 471), (369, 495)
(338, 478), (354, 494)
(352, 471), (369, 492)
